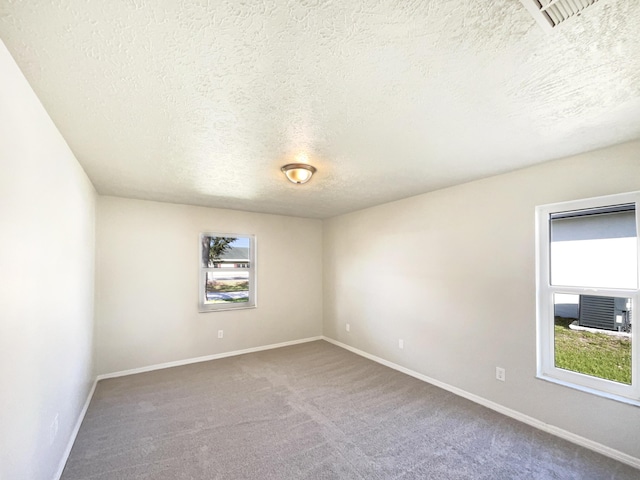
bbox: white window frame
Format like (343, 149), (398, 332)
(536, 191), (640, 406)
(199, 233), (256, 313)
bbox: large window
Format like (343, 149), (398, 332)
(536, 192), (639, 404)
(199, 233), (256, 312)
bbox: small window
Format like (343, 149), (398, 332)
(536, 192), (639, 404)
(199, 233), (256, 312)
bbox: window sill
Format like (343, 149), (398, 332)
(199, 305), (257, 313)
(536, 374), (640, 408)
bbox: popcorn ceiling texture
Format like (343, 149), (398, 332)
(1, 0), (639, 218)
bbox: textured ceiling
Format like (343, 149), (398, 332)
(1, 0), (639, 218)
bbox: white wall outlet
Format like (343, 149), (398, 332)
(496, 367), (506, 382)
(346, 323), (350, 332)
(50, 413), (59, 445)
(398, 339), (404, 349)
(217, 330), (224, 339)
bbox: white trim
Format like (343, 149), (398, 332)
(53, 378), (98, 480)
(57, 335), (640, 475)
(321, 336), (640, 471)
(537, 373), (640, 408)
(97, 336), (323, 380)
(536, 191), (640, 402)
(199, 233), (257, 313)
(55, 336), (322, 478)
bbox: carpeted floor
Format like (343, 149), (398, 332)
(62, 340), (639, 479)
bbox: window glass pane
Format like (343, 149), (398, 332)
(204, 271), (249, 304)
(553, 293), (632, 385)
(201, 236), (251, 269)
(550, 207), (637, 289)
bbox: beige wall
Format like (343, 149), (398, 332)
(323, 140), (640, 460)
(95, 196), (323, 375)
(0, 41), (96, 480)
(2, 29), (639, 472)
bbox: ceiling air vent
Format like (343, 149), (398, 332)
(520, 0), (599, 32)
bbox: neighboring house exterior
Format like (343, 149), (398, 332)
(551, 207), (636, 332)
(213, 246), (250, 268)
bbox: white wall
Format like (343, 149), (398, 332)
(95, 196), (323, 375)
(323, 140), (640, 461)
(0, 41), (96, 480)
(2, 25), (637, 472)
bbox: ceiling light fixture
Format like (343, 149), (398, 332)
(281, 163), (317, 184)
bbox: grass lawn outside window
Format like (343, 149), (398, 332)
(554, 317), (632, 385)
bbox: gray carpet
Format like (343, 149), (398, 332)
(62, 341), (639, 479)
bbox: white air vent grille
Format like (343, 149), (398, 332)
(520, 0), (599, 31)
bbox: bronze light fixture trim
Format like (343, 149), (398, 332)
(281, 163), (317, 184)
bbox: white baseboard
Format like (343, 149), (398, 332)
(56, 335), (639, 476)
(53, 377), (98, 480)
(55, 336), (323, 478)
(321, 336), (640, 471)
(96, 336), (323, 381)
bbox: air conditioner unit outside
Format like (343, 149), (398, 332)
(578, 295), (631, 332)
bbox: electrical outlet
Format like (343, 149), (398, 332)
(496, 367), (506, 382)
(398, 339), (404, 349)
(217, 330), (224, 339)
(346, 323), (350, 332)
